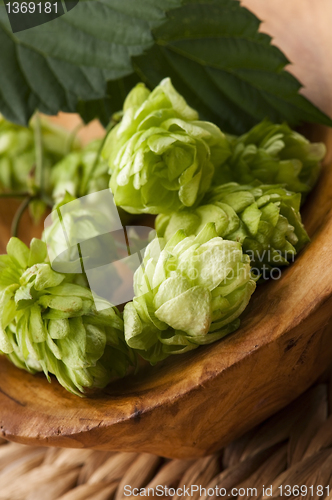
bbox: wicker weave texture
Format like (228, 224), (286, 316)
(0, 372), (332, 500)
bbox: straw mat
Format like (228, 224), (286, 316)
(0, 368), (332, 500)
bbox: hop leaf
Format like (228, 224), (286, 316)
(156, 183), (309, 275)
(103, 78), (231, 214)
(213, 120), (326, 196)
(123, 224), (256, 364)
(0, 237), (134, 396)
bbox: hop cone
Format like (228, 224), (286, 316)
(103, 78), (231, 214)
(0, 115), (79, 194)
(43, 192), (124, 280)
(51, 139), (109, 202)
(0, 238), (133, 396)
(156, 183), (309, 274)
(124, 224), (256, 364)
(213, 120), (326, 196)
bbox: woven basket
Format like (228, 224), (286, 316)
(0, 366), (331, 500)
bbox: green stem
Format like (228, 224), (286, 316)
(40, 192), (55, 209)
(66, 123), (83, 154)
(11, 197), (32, 238)
(32, 113), (55, 210)
(34, 112), (44, 191)
(82, 119), (117, 194)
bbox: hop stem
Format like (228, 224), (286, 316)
(34, 112), (44, 191)
(11, 197), (33, 237)
(81, 118), (117, 194)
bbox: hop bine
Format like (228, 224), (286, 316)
(0, 237), (134, 396)
(124, 224), (256, 364)
(213, 120), (326, 197)
(103, 78), (231, 214)
(156, 183), (309, 275)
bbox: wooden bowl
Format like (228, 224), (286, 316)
(1, 2), (332, 460)
(0, 125), (331, 459)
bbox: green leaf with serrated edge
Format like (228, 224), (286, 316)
(77, 73), (142, 126)
(133, 0), (332, 134)
(0, 0), (330, 132)
(0, 0), (181, 125)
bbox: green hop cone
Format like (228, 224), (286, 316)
(103, 78), (231, 214)
(0, 237), (134, 396)
(156, 183), (309, 274)
(0, 115), (80, 194)
(43, 191), (125, 283)
(51, 139), (110, 202)
(124, 224), (256, 364)
(213, 120), (326, 197)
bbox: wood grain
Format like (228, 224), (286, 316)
(0, 3), (332, 459)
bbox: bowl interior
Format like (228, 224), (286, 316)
(0, 124), (332, 459)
